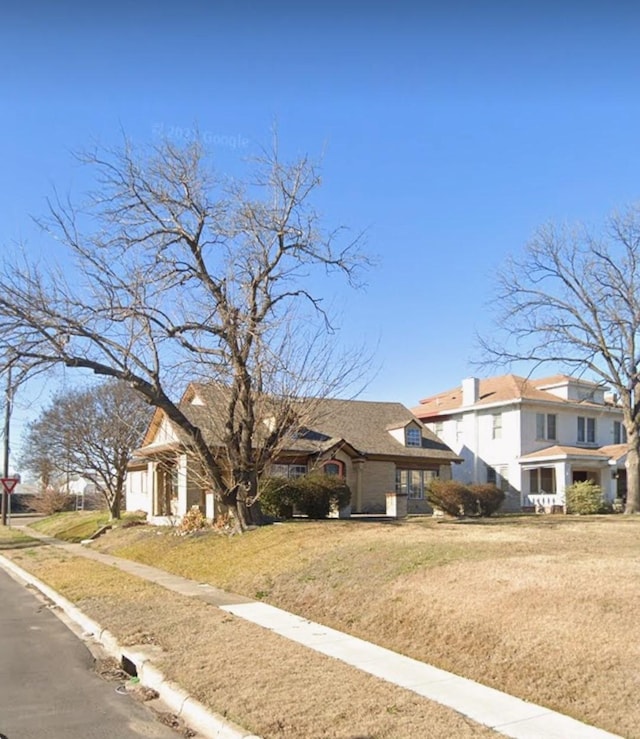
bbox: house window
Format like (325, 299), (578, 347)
(321, 460), (344, 477)
(529, 467), (556, 493)
(271, 463), (308, 478)
(405, 427), (422, 447)
(577, 417), (596, 444)
(455, 419), (463, 443)
(536, 413), (557, 441)
(434, 421), (444, 437)
(614, 421), (627, 444)
(396, 469), (438, 500)
(491, 413), (502, 440)
(487, 465), (509, 491)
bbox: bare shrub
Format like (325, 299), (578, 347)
(468, 483), (506, 516)
(30, 487), (75, 516)
(177, 505), (208, 535)
(426, 479), (475, 517)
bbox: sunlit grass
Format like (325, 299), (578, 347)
(92, 514), (640, 738)
(0, 526), (40, 550)
(30, 510), (146, 542)
(1, 544), (496, 738)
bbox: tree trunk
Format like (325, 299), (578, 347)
(624, 429), (640, 513)
(110, 488), (122, 520)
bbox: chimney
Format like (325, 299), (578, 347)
(462, 377), (479, 406)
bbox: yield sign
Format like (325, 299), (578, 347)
(1, 477), (19, 494)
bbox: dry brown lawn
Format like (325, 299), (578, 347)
(89, 515), (640, 738)
(1, 538), (496, 738)
(2, 516), (640, 738)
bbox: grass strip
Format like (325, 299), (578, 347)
(2, 542), (497, 738)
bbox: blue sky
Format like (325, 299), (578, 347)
(2, 0), (640, 461)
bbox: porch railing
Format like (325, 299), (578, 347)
(526, 493), (564, 512)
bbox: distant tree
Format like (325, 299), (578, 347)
(481, 204), (640, 513)
(0, 135), (368, 531)
(20, 380), (150, 518)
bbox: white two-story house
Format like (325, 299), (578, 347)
(411, 374), (627, 511)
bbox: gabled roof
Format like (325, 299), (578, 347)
(412, 374), (611, 418)
(137, 383), (459, 463)
(288, 397), (458, 461)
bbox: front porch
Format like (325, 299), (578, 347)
(519, 444), (627, 512)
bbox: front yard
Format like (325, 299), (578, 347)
(3, 513), (639, 737)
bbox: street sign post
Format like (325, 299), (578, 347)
(0, 478), (19, 495)
(1, 477), (19, 526)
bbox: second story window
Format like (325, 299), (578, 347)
(491, 413), (502, 440)
(536, 413), (557, 441)
(614, 421), (627, 444)
(577, 416), (596, 444)
(405, 426), (422, 447)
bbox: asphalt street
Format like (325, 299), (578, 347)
(0, 568), (179, 739)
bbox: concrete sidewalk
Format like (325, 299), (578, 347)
(9, 526), (623, 739)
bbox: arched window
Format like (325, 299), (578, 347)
(322, 459), (344, 477)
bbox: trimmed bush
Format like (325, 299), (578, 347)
(296, 473), (351, 519)
(258, 476), (297, 519)
(426, 479), (475, 517)
(565, 480), (604, 515)
(468, 484), (506, 516)
(258, 473), (351, 520)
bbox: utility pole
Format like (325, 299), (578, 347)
(2, 364), (13, 526)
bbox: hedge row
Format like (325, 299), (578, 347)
(259, 473), (351, 519)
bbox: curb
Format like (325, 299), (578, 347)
(0, 554), (261, 739)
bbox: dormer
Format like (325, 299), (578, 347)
(538, 376), (606, 404)
(388, 420), (424, 448)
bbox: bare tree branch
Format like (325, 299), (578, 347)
(480, 204), (640, 512)
(0, 134), (370, 530)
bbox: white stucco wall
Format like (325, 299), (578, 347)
(428, 394), (626, 511)
(126, 467), (149, 512)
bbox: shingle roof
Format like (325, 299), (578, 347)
(412, 374), (606, 419)
(140, 383), (459, 463)
(292, 397), (458, 461)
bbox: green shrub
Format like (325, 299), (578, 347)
(565, 480), (604, 514)
(426, 479), (475, 517)
(468, 484), (506, 516)
(294, 474), (332, 518)
(258, 476), (297, 519)
(296, 473), (351, 519)
(258, 473), (351, 520)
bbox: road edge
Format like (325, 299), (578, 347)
(0, 554), (261, 739)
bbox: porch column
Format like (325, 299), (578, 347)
(353, 459), (364, 513)
(562, 463), (572, 507)
(148, 461), (158, 516)
(177, 453), (188, 516)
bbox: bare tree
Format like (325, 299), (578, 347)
(0, 136), (368, 530)
(20, 380), (150, 518)
(481, 204), (640, 513)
